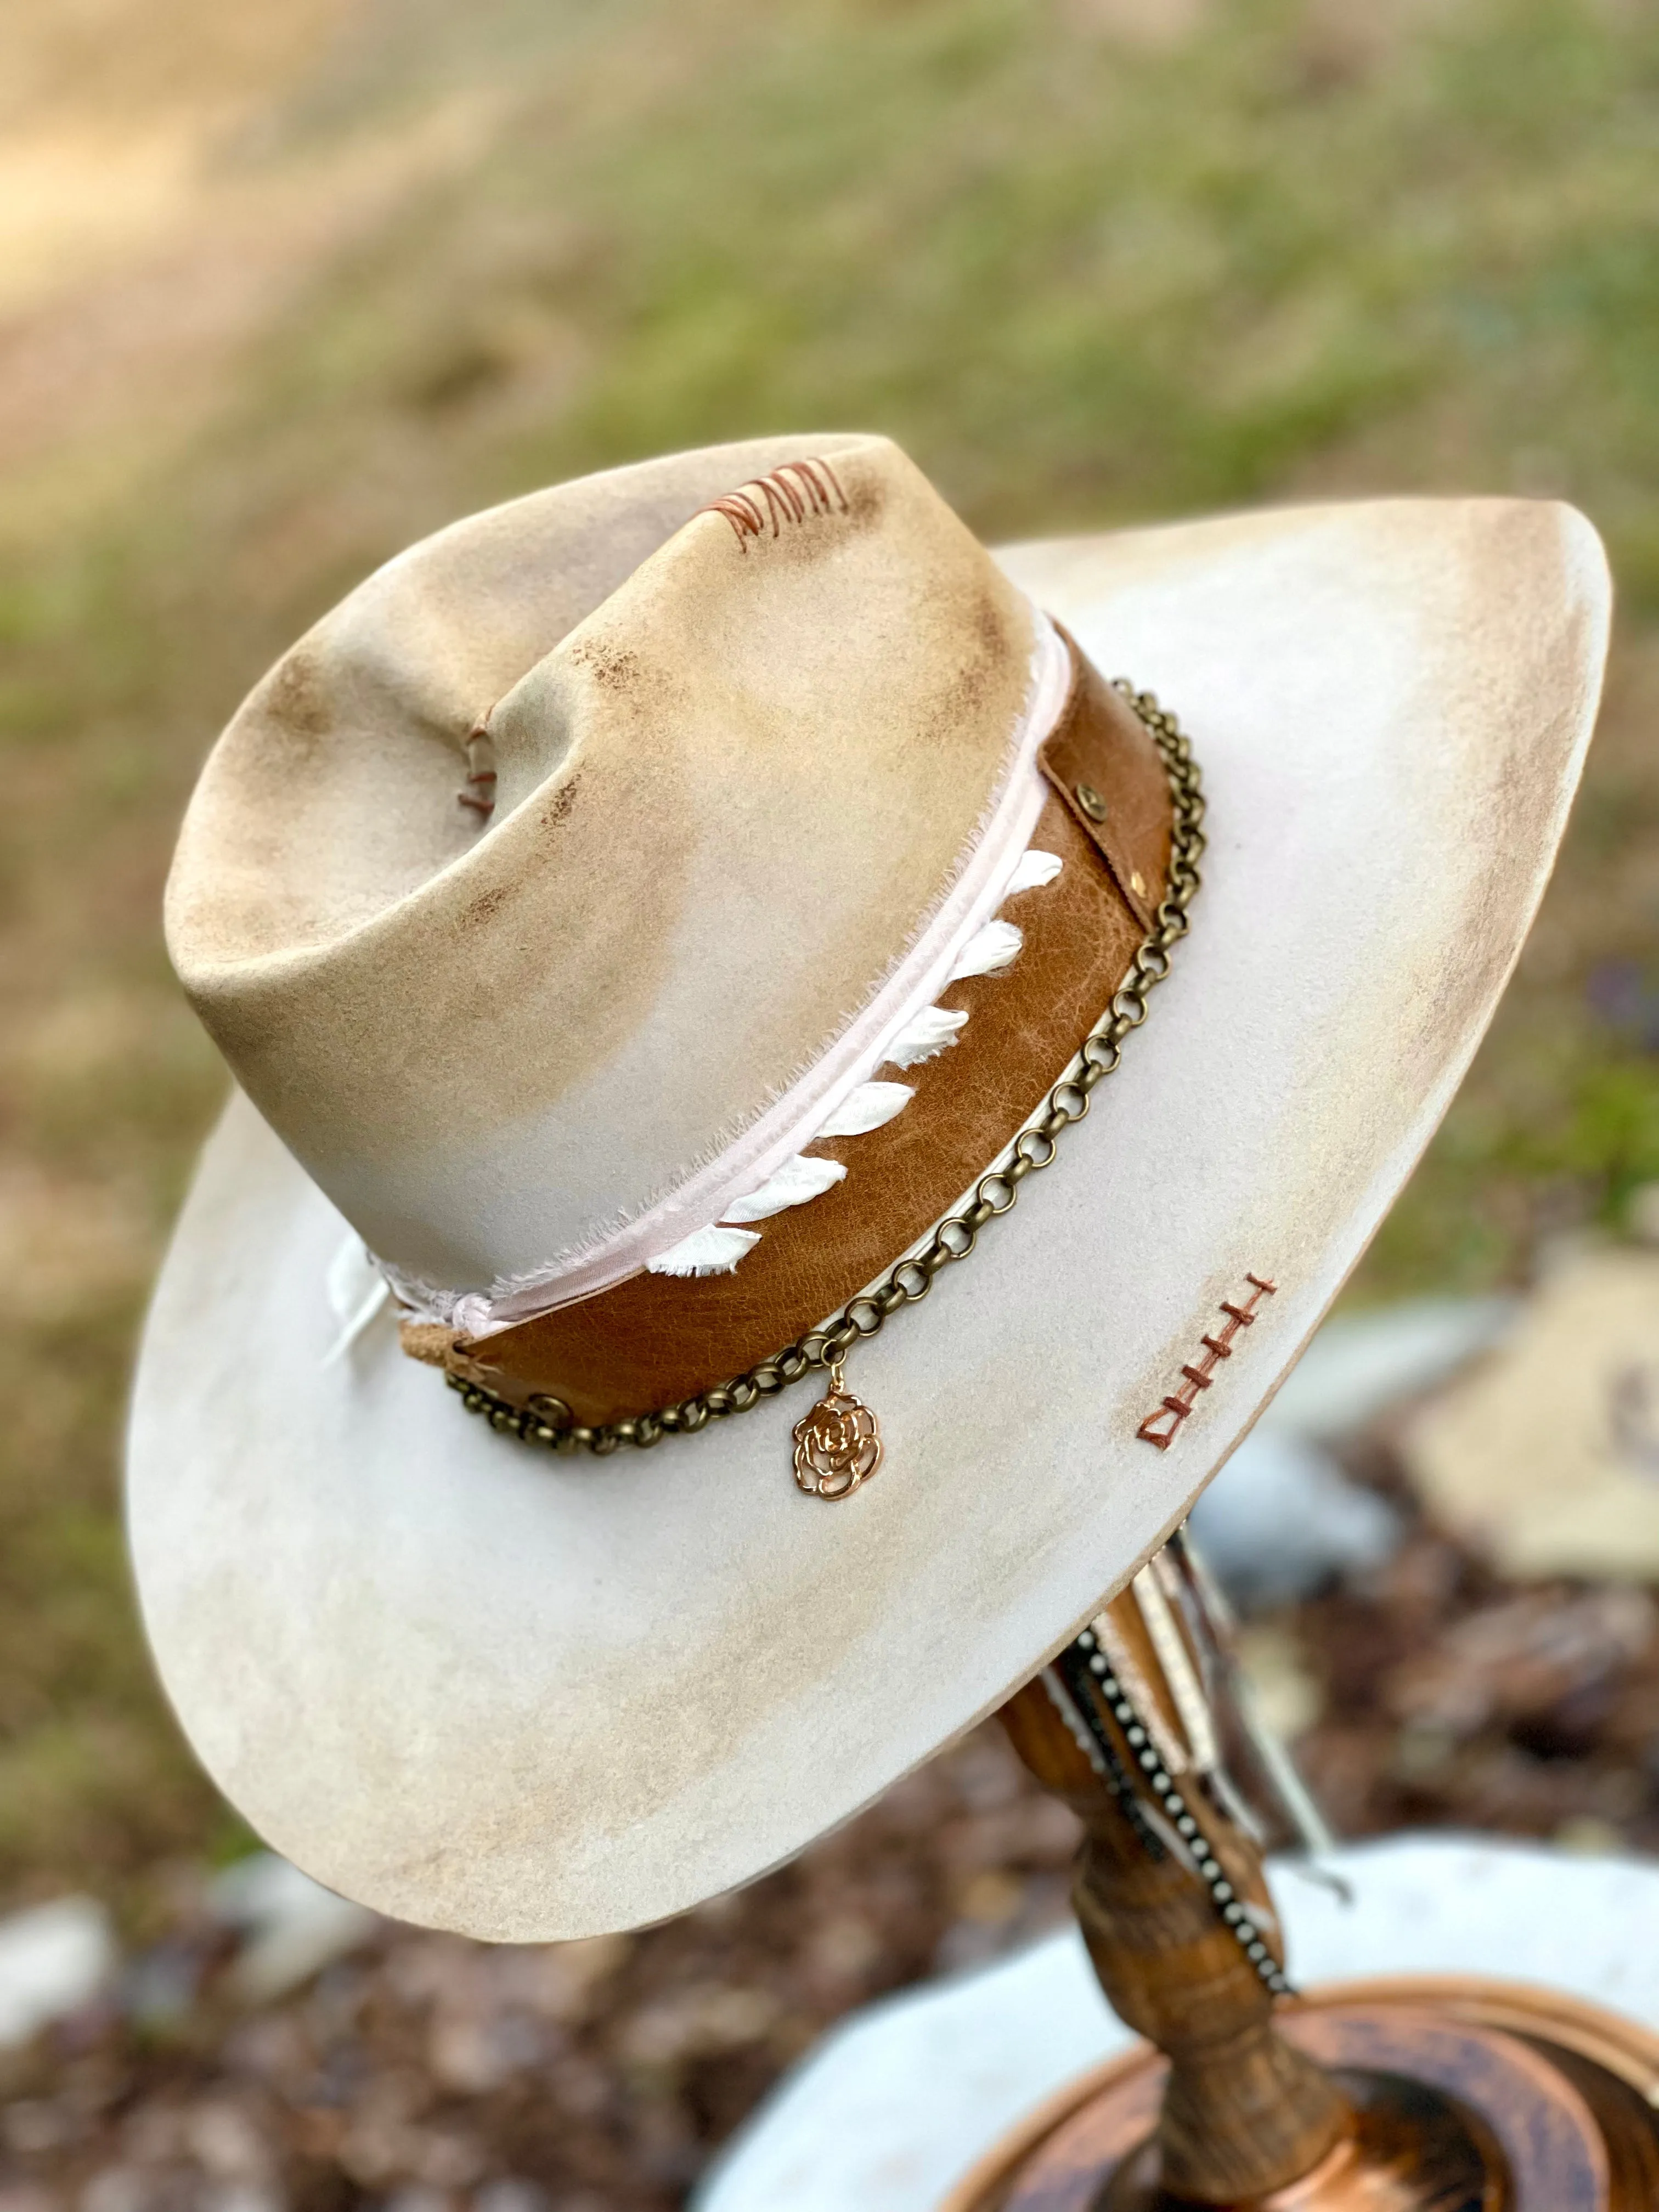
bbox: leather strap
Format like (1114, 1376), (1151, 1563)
(1040, 640), (1170, 932)
(405, 638), (1174, 1423)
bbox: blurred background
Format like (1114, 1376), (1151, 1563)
(3, 0), (1659, 2206)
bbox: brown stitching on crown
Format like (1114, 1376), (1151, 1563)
(458, 712), (498, 822)
(778, 456), (847, 513)
(1137, 1273), (1276, 1451)
(706, 489), (767, 549)
(757, 474), (800, 531)
(699, 455), (849, 551)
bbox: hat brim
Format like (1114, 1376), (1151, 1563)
(127, 498), (1609, 1940)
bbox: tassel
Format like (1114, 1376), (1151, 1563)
(648, 1225), (762, 1277)
(721, 1154), (847, 1224)
(947, 919), (1023, 984)
(883, 1005), (969, 1070)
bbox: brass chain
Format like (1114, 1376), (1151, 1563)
(449, 681), (1205, 1456)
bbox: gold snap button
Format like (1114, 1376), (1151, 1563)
(1074, 781), (1108, 822)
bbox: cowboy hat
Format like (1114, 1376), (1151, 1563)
(128, 433), (1609, 1939)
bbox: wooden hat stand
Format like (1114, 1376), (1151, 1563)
(944, 1541), (1659, 2212)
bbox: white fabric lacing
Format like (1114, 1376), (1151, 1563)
(330, 611), (1074, 1356)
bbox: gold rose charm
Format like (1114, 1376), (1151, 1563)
(792, 1361), (884, 1500)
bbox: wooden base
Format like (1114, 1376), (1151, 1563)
(989, 1558), (1659, 2212)
(940, 1977), (1659, 2211)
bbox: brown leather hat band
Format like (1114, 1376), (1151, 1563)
(403, 639), (1175, 1426)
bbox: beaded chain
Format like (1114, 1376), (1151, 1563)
(1048, 1644), (1172, 1863)
(1071, 1623), (1294, 1997)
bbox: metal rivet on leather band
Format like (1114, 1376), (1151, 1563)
(1075, 780), (1109, 822)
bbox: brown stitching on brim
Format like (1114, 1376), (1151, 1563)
(1137, 1274), (1276, 1450)
(698, 455), (849, 551)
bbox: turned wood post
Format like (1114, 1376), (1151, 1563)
(1000, 1583), (1350, 2203)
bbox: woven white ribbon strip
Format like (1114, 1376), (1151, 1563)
(371, 611), (1073, 1342)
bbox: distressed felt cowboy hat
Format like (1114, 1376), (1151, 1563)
(129, 432), (1609, 1940)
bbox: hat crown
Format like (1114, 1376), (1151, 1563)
(166, 435), (1040, 1293)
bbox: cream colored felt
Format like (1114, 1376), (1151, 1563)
(165, 435), (1035, 1297)
(128, 494), (1609, 1942)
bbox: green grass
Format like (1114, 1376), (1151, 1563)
(4, 0), (1659, 1903)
